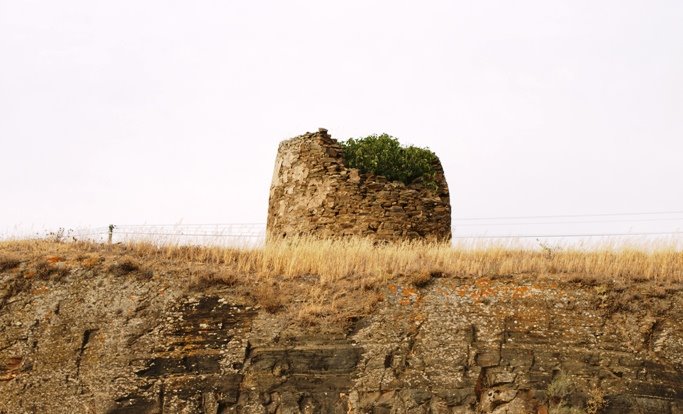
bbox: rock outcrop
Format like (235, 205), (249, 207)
(1, 254), (682, 413)
(267, 129), (452, 242)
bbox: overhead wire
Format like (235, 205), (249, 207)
(67, 209), (683, 242)
(452, 231), (683, 239)
(453, 210), (683, 221)
(114, 231), (263, 238)
(453, 217), (683, 227)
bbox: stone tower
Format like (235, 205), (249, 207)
(267, 129), (451, 242)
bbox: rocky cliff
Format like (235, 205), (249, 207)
(1, 244), (682, 413)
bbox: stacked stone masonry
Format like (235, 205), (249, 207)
(267, 129), (452, 242)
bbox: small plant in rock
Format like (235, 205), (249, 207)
(410, 270), (434, 288)
(547, 373), (579, 412)
(108, 257), (140, 276)
(552, 408), (585, 414)
(585, 385), (606, 414)
(545, 373), (608, 414)
(253, 282), (284, 313)
(34, 260), (70, 281)
(45, 228), (75, 243)
(340, 134), (439, 189)
(0, 254), (21, 272)
(537, 239), (561, 260)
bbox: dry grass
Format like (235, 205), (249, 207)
(0, 253), (21, 272)
(107, 236), (683, 281)
(1, 237), (682, 331)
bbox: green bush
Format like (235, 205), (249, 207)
(340, 134), (438, 188)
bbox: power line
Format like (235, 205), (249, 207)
(114, 231), (263, 238)
(112, 230), (682, 239)
(115, 223), (266, 228)
(112, 210), (683, 228)
(453, 210), (683, 221)
(453, 217), (683, 227)
(452, 231), (683, 239)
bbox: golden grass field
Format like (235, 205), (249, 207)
(2, 237), (682, 330)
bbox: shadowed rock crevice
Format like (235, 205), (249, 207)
(75, 328), (97, 378)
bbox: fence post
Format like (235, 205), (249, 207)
(108, 224), (115, 244)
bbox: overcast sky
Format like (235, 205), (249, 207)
(1, 1), (682, 241)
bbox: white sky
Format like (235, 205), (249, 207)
(1, 1), (682, 241)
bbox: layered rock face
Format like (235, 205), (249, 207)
(267, 129), (452, 242)
(2, 266), (682, 413)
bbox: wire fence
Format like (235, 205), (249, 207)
(72, 210), (683, 249)
(4, 209), (683, 249)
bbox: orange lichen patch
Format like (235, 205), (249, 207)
(80, 255), (102, 269)
(444, 280), (547, 304)
(387, 285), (421, 306)
(402, 287), (417, 297)
(433, 287), (450, 297)
(511, 286), (530, 299)
(46, 256), (65, 264)
(481, 287), (496, 297)
(475, 278), (491, 288)
(31, 285), (49, 295)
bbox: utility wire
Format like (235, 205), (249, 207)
(453, 217), (683, 227)
(110, 230), (683, 239)
(112, 210), (683, 227)
(452, 231), (683, 239)
(453, 210), (683, 221)
(116, 223), (266, 227)
(114, 231), (263, 238)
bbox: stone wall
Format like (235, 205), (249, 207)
(267, 129), (451, 242)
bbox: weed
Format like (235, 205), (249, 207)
(189, 270), (238, 289)
(79, 254), (104, 269)
(34, 260), (70, 281)
(46, 228), (74, 243)
(108, 257), (140, 276)
(0, 275), (29, 306)
(252, 282), (284, 313)
(547, 374), (607, 414)
(547, 373), (577, 407)
(551, 407), (585, 414)
(537, 239), (560, 259)
(410, 270), (433, 288)
(0, 255), (21, 272)
(585, 385), (606, 414)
